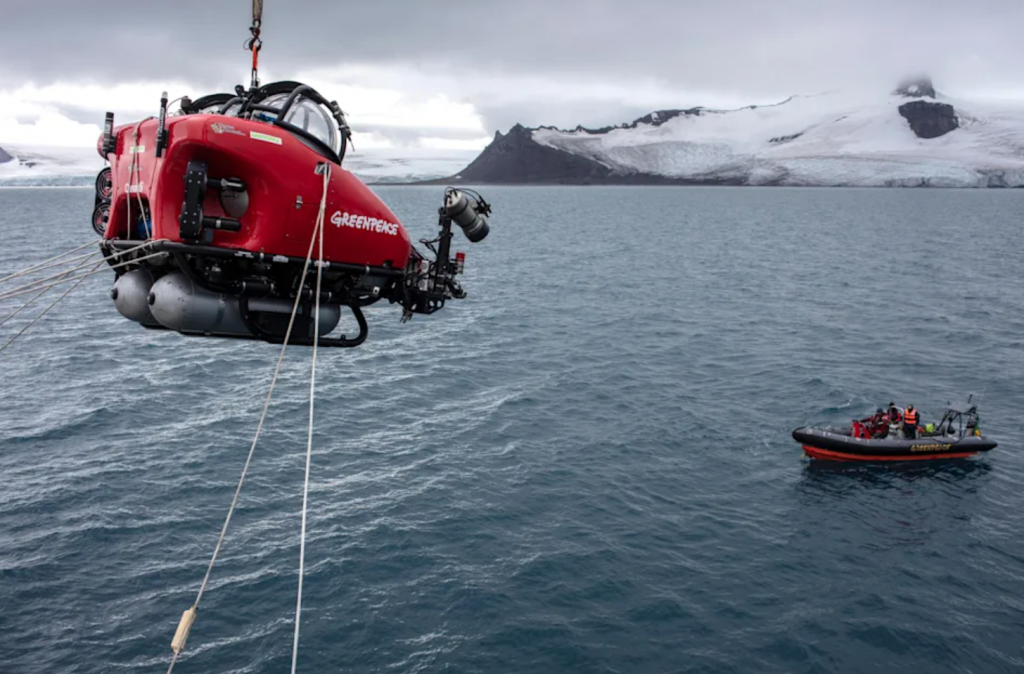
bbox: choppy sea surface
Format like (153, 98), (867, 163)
(1, 185), (1023, 674)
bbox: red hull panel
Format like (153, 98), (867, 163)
(104, 114), (411, 268)
(802, 445), (978, 462)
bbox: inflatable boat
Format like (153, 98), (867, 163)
(793, 398), (997, 461)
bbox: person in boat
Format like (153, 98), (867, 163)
(859, 407), (890, 438)
(903, 405), (920, 439)
(884, 402), (904, 439)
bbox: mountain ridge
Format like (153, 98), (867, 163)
(427, 77), (1024, 188)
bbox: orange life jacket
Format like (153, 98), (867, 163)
(904, 409), (919, 425)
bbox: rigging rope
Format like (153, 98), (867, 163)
(0, 240), (97, 285)
(0, 256), (107, 301)
(166, 165), (333, 674)
(0, 261), (105, 354)
(0, 249), (100, 287)
(0, 266), (80, 329)
(0, 242), (166, 304)
(291, 163), (329, 674)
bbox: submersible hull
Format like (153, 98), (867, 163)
(113, 269), (341, 340)
(94, 79), (492, 348)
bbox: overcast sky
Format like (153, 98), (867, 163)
(2, 0), (1023, 149)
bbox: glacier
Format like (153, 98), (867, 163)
(0, 143), (476, 187)
(0, 145), (104, 187)
(528, 90), (1024, 187)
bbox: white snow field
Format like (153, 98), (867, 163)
(0, 144), (475, 186)
(0, 145), (105, 186)
(531, 91), (1024, 187)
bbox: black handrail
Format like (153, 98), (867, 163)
(185, 80), (350, 163)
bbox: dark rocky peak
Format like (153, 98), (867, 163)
(899, 99), (958, 138)
(500, 96), (801, 142)
(0, 146), (12, 164)
(894, 72), (956, 140)
(895, 75), (937, 99)
(521, 107), (709, 138)
(448, 121), (617, 184)
(599, 107), (706, 133)
(628, 108), (703, 128)
(484, 124), (537, 154)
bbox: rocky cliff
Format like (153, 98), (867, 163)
(0, 146), (12, 164)
(450, 124), (615, 184)
(898, 100), (959, 139)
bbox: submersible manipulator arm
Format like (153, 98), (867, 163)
(396, 187), (492, 322)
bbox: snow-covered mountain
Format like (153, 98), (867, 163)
(0, 143), (476, 187)
(0, 145), (105, 186)
(444, 79), (1024, 187)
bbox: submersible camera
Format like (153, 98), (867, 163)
(444, 189), (491, 243)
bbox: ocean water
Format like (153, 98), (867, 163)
(1, 185), (1023, 674)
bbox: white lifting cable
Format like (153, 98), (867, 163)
(0, 261), (106, 354)
(291, 163), (330, 674)
(125, 116), (154, 242)
(166, 165), (333, 674)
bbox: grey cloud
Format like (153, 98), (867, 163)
(4, 1), (1024, 122)
(54, 104), (110, 126)
(352, 124), (488, 147)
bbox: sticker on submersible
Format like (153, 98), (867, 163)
(211, 122), (244, 136)
(249, 130), (283, 145)
(330, 211), (400, 236)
